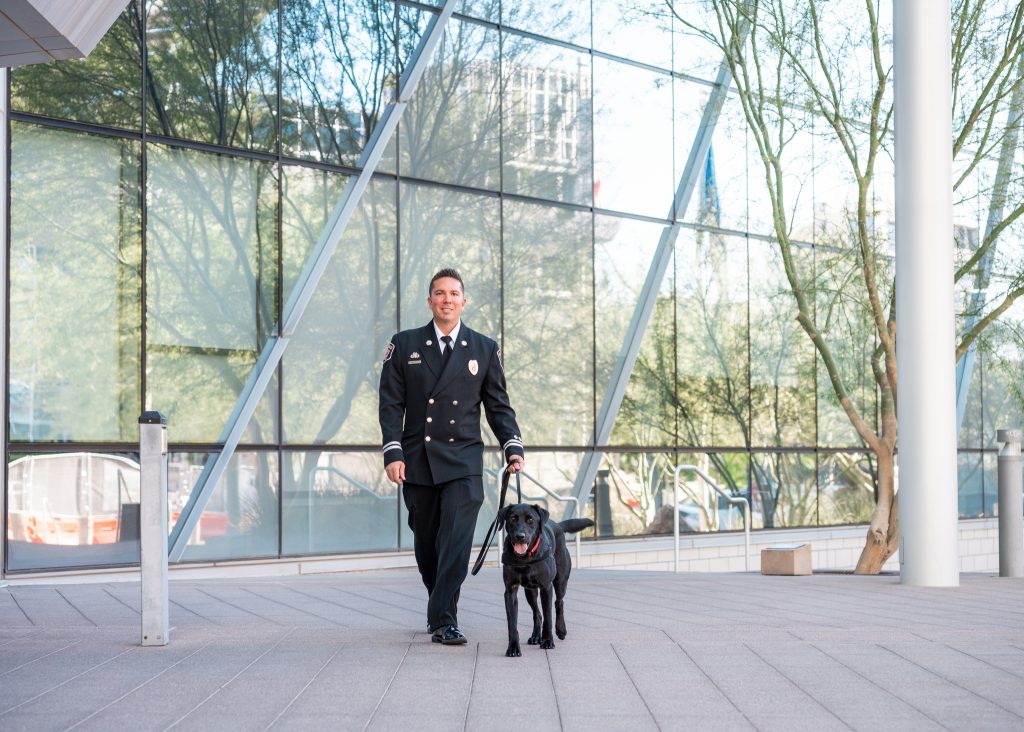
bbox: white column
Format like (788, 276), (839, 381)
(0, 68), (7, 587)
(894, 0), (959, 586)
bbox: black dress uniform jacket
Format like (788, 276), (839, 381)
(379, 321), (524, 484)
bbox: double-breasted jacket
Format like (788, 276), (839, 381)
(379, 321), (524, 485)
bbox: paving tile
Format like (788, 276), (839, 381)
(1, 570), (1023, 731)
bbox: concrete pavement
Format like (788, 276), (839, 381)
(1, 568), (1023, 731)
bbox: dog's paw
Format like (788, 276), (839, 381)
(505, 643), (521, 657)
(527, 633), (541, 645)
(556, 629), (566, 640)
(540, 638), (555, 650)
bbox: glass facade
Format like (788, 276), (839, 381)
(5, 0), (1023, 572)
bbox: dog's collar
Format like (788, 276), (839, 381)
(527, 533), (541, 557)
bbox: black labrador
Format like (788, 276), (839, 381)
(500, 503), (593, 657)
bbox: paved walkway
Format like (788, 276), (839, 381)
(1, 568), (1023, 731)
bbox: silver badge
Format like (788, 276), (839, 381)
(410, 351), (420, 359)
(461, 340), (467, 346)
(468, 359), (478, 376)
(426, 339), (433, 346)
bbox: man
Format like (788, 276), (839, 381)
(379, 268), (525, 645)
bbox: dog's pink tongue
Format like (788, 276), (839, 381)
(513, 542), (529, 555)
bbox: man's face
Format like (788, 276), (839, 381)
(427, 276), (467, 331)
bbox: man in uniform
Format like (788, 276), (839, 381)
(379, 268), (525, 645)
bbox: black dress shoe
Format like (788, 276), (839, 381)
(431, 625), (467, 645)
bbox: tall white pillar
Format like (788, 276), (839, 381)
(0, 68), (7, 587)
(895, 0), (959, 586)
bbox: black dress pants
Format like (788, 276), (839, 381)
(402, 475), (484, 629)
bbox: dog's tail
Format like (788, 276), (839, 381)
(559, 518), (594, 534)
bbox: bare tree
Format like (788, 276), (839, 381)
(671, 0), (1024, 572)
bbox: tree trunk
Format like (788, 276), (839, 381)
(854, 445), (899, 573)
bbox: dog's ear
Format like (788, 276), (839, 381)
(498, 505), (512, 526)
(533, 505), (549, 525)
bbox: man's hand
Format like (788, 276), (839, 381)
(506, 455), (525, 474)
(386, 460), (406, 484)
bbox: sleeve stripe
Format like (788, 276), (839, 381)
(502, 439), (524, 451)
(382, 442), (402, 452)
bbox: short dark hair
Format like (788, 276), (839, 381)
(429, 268), (465, 295)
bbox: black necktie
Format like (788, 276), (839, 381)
(441, 335), (452, 367)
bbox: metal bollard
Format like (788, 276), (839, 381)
(997, 428), (1024, 578)
(140, 411), (169, 645)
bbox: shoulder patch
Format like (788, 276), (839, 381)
(383, 342), (395, 363)
(496, 349), (503, 371)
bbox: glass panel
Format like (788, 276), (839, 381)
(10, 1), (143, 129)
(283, 451), (398, 555)
(6, 452), (142, 571)
(283, 174), (396, 444)
(145, 0), (277, 150)
(9, 124), (141, 442)
(815, 249), (877, 447)
(674, 78), (708, 222)
(958, 451), (985, 519)
(675, 454), (750, 532)
(280, 0), (397, 166)
(503, 3), (589, 48)
(596, 215), (675, 447)
(670, 4), (729, 79)
(593, 452), (677, 537)
(684, 93), (747, 231)
(981, 306), (1024, 450)
(398, 183), (500, 341)
(171, 451), (279, 561)
(749, 241), (816, 446)
(591, 452), (748, 537)
(146, 144), (278, 442)
(958, 340), (983, 449)
(593, 58), (673, 218)
(592, 0), (673, 71)
(751, 111), (814, 242)
(818, 452), (876, 525)
(503, 201), (593, 446)
(503, 37), (593, 205)
(814, 131), (860, 244)
(982, 451), (998, 518)
(676, 231), (749, 447)
(399, 16), (500, 189)
(751, 452), (817, 528)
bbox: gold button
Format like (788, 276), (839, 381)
(428, 398), (435, 404)
(427, 417), (432, 423)
(425, 436), (431, 442)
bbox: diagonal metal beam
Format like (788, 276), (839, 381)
(954, 56), (1024, 436)
(570, 49), (742, 509)
(168, 1), (456, 560)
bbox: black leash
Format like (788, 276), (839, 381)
(471, 466), (521, 575)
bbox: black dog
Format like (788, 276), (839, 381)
(500, 503), (593, 657)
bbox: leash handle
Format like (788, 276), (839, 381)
(471, 462), (517, 576)
(515, 471), (522, 503)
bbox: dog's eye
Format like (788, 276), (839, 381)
(526, 516), (533, 523)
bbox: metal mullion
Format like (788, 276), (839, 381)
(168, 0), (457, 562)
